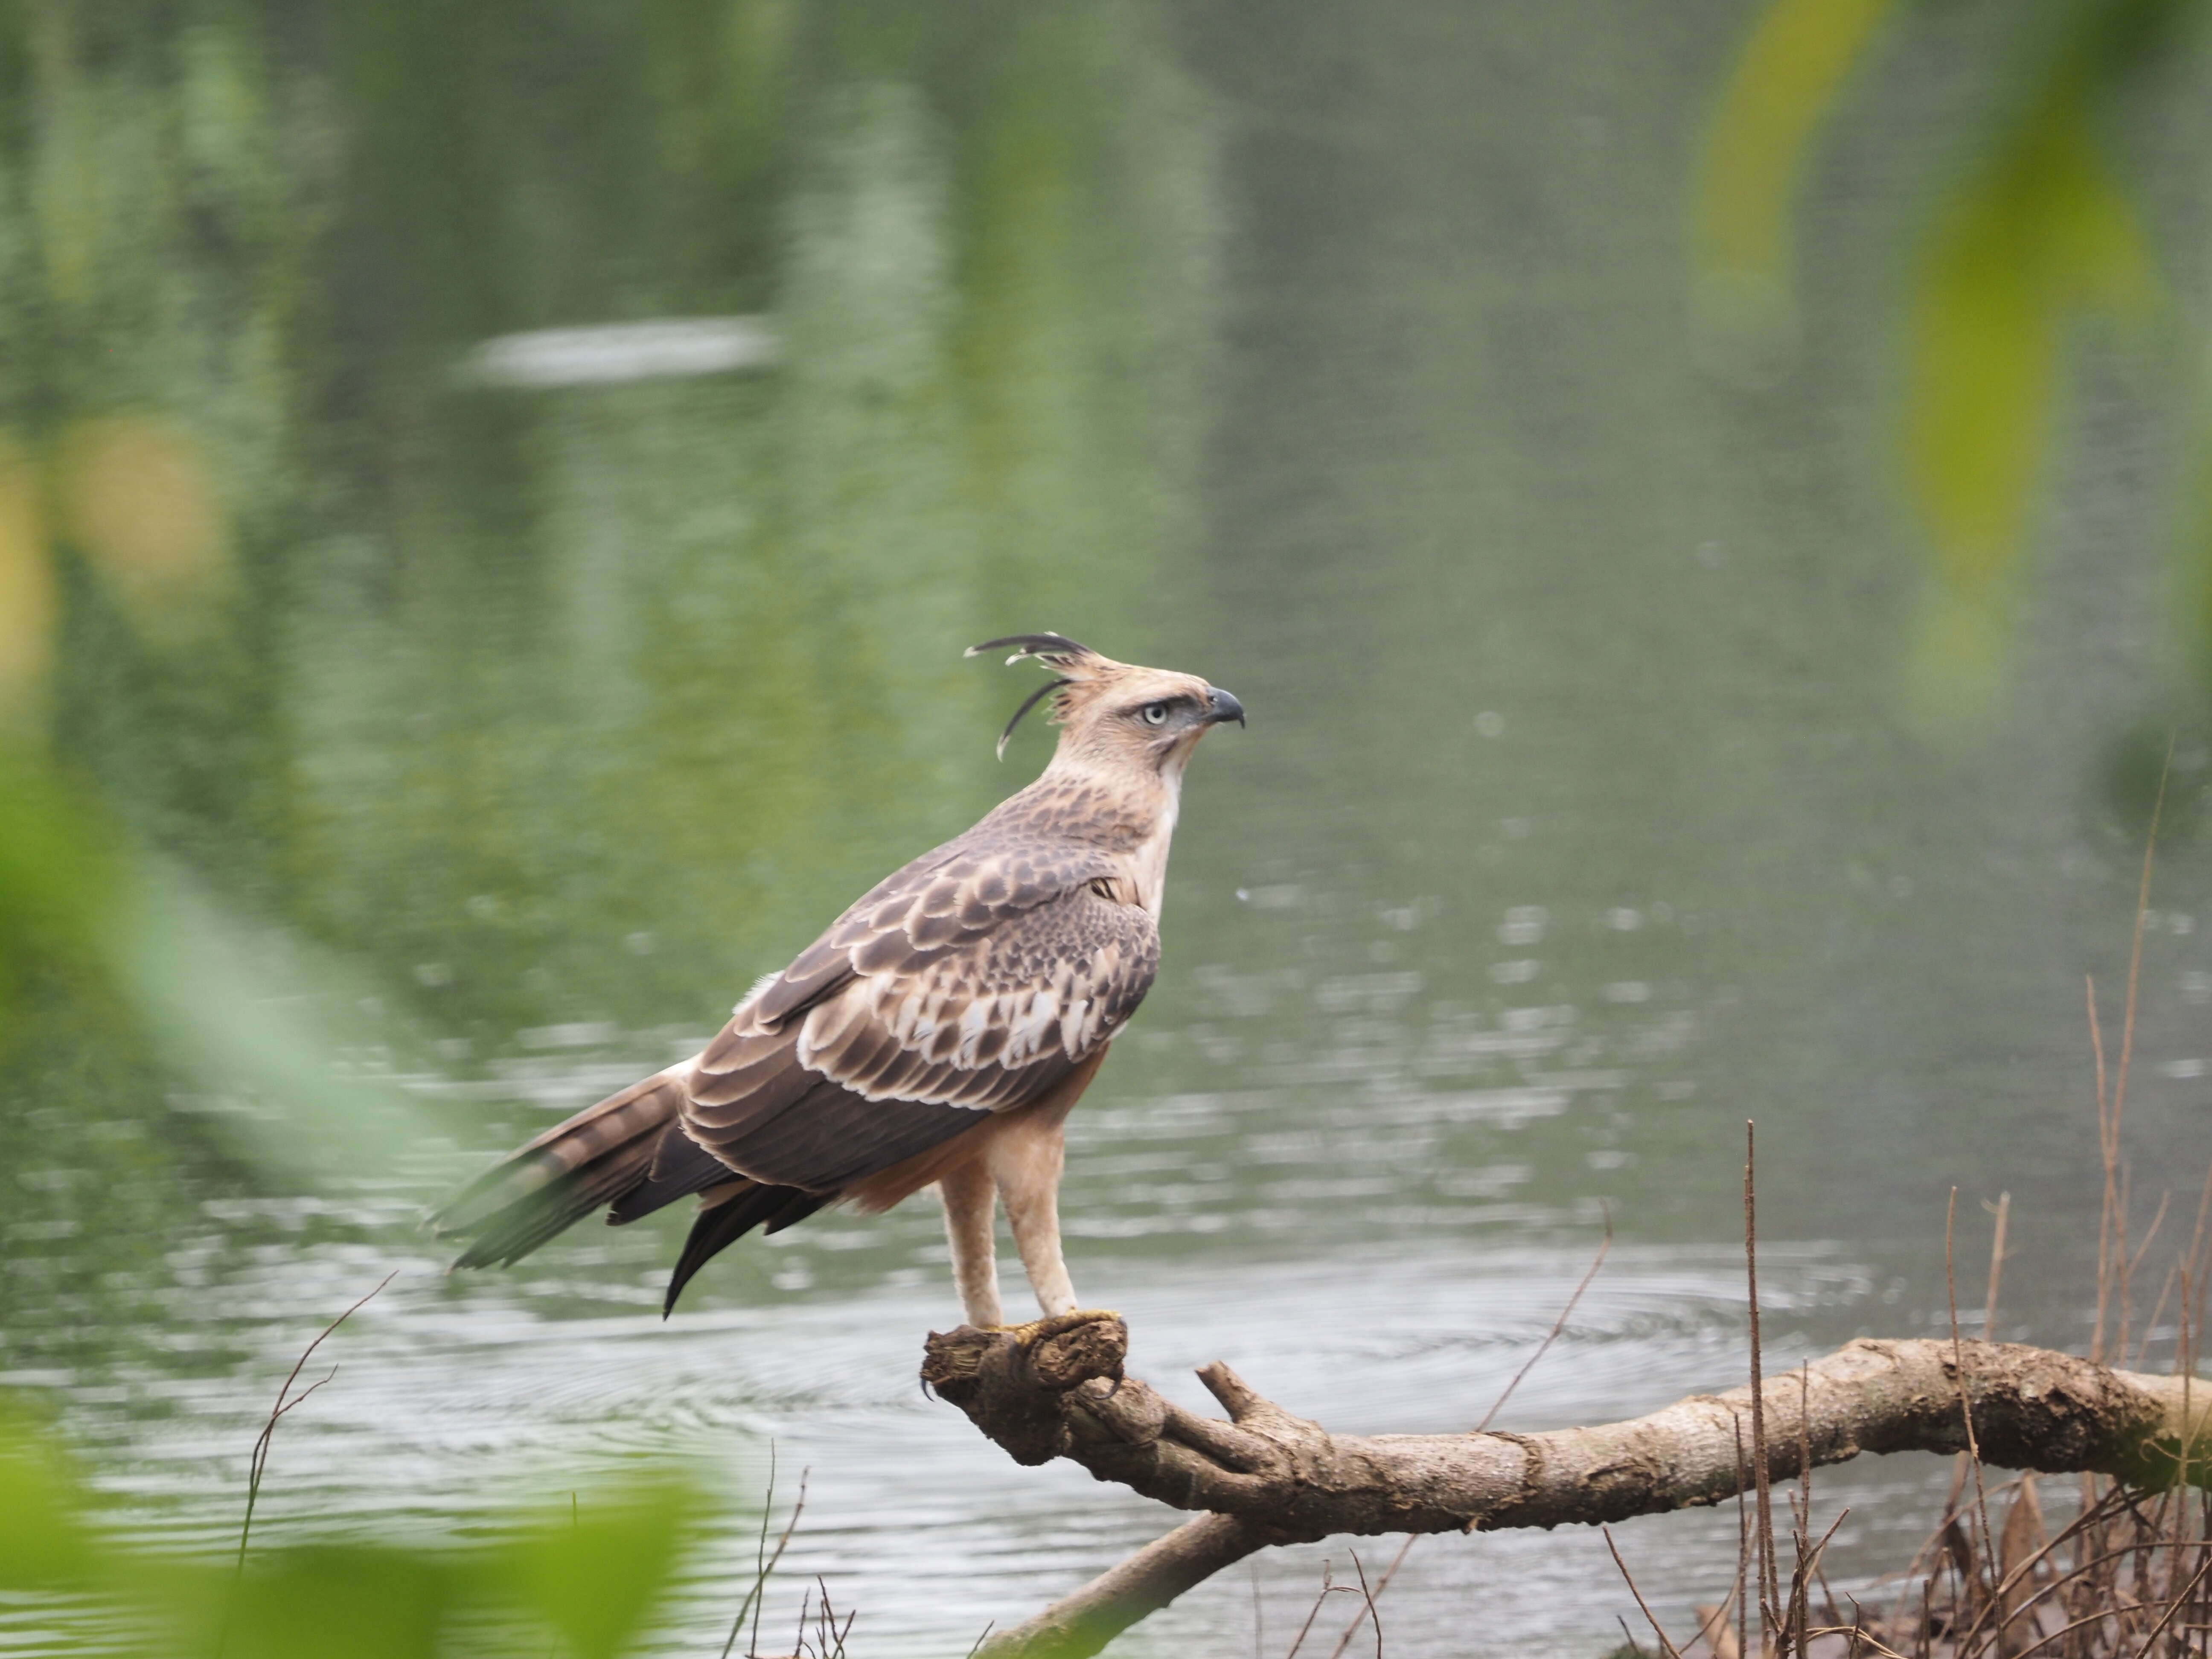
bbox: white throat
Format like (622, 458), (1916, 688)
(1131, 749), (1188, 916)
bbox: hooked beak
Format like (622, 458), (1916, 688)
(1205, 687), (1246, 728)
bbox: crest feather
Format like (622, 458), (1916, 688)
(966, 633), (1119, 759)
(965, 633), (1106, 673)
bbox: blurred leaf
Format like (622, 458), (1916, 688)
(0, 1406), (719, 1659)
(0, 1404), (99, 1590)
(1696, 0), (1902, 300)
(215, 1545), (456, 1659)
(1902, 65), (2158, 719)
(0, 431), (53, 720)
(114, 856), (452, 1183)
(54, 416), (230, 630)
(0, 751), (126, 1050)
(1706, 0), (2183, 723)
(498, 1475), (703, 1659)
(2189, 425), (2212, 690)
(1909, 79), (2159, 587)
(1905, 154), (2061, 595)
(1902, 575), (2022, 729)
(2099, 716), (2199, 844)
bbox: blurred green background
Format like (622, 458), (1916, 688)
(3, 0), (2212, 1653)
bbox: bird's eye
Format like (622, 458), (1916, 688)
(1141, 703), (1169, 726)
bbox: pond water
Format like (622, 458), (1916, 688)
(3, 2), (2210, 1655)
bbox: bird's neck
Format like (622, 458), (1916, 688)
(1013, 753), (1185, 914)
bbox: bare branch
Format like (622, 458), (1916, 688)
(970, 1512), (1271, 1659)
(925, 1318), (2212, 1659)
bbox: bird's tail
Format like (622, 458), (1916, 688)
(661, 1182), (830, 1316)
(430, 1069), (692, 1268)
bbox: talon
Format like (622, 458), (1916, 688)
(1007, 1309), (1121, 1343)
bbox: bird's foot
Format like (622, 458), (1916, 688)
(1007, 1308), (1120, 1342)
(970, 1308), (1121, 1339)
(922, 1309), (1129, 1410)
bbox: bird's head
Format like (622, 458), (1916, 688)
(967, 633), (1244, 777)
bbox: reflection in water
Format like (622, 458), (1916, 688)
(1, 1), (2209, 1655)
(456, 319), (783, 389)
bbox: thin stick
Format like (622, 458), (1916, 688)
(1788, 1507), (1851, 1653)
(2122, 1182), (2172, 1371)
(2113, 741), (2168, 1169)
(1604, 1525), (1682, 1659)
(1345, 1550), (1380, 1659)
(233, 1271), (395, 1575)
(2092, 972), (2114, 1365)
(1745, 1121), (1777, 1649)
(1944, 1188), (1997, 1587)
(1324, 1212), (1614, 1659)
(2130, 1190), (2173, 1286)
(215, 1270), (395, 1659)
(2119, 1162), (2136, 1366)
(2125, 1550), (2212, 1659)
(2171, 1165), (2212, 1520)
(2182, 1164), (2212, 1381)
(1794, 1365), (1816, 1656)
(1982, 1192), (2011, 1336)
(1282, 1563), (1337, 1659)
(2136, 1262), (2182, 1373)
(1734, 1402), (1750, 1659)
(1478, 1205), (1614, 1434)
(722, 1458), (807, 1659)
(726, 1443), (775, 1659)
(2102, 743), (2168, 1373)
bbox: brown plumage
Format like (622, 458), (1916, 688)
(430, 635), (1243, 1321)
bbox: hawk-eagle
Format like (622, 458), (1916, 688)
(430, 635), (1243, 1324)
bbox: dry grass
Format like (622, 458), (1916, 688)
(1636, 755), (2212, 1659)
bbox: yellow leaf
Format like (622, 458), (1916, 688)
(0, 434), (53, 722)
(1696, 0), (1901, 289)
(53, 416), (229, 625)
(1905, 175), (2059, 595)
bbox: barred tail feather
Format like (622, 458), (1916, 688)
(431, 1070), (687, 1269)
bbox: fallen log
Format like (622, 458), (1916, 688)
(920, 1314), (2212, 1659)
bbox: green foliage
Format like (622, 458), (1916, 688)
(209, 1547), (457, 1659)
(502, 1476), (704, 1659)
(0, 748), (124, 1051)
(0, 1403), (101, 1590)
(1696, 0), (1902, 300)
(1898, 51), (2159, 713)
(1906, 81), (2154, 594)
(0, 1406), (718, 1659)
(1700, 0), (2205, 721)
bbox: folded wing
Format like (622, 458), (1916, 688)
(682, 856), (1159, 1188)
(431, 836), (1159, 1299)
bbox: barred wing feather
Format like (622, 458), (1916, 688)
(683, 879), (1158, 1190)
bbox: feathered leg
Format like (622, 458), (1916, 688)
(989, 1117), (1078, 1317)
(937, 1161), (1004, 1327)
